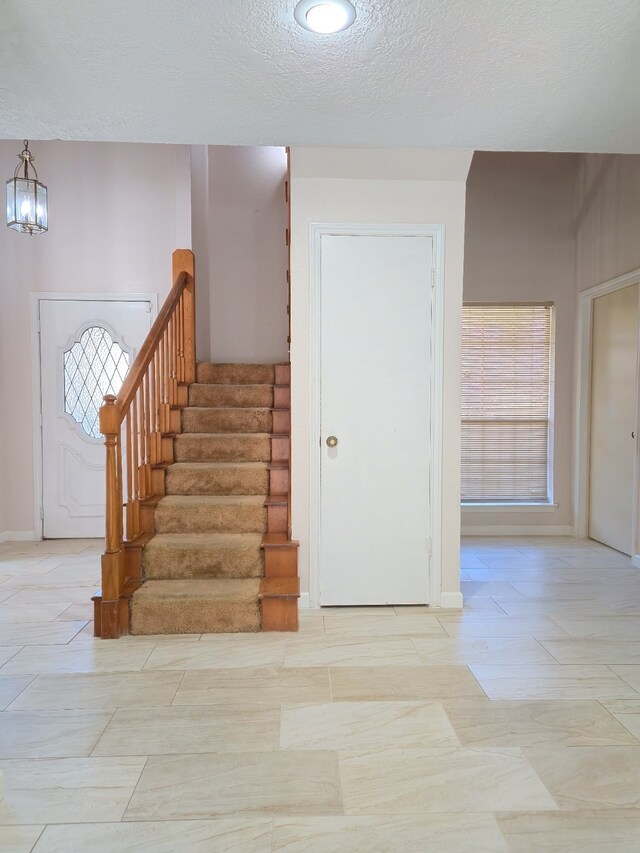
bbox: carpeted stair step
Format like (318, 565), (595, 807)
(142, 533), (264, 580)
(182, 407), (272, 434)
(174, 433), (271, 463)
(196, 363), (275, 385)
(189, 384), (274, 408)
(130, 578), (261, 634)
(166, 462), (269, 496)
(154, 495), (267, 534)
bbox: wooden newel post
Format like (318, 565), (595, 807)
(173, 249), (196, 384)
(99, 394), (124, 638)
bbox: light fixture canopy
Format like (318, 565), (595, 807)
(6, 140), (48, 235)
(294, 0), (356, 34)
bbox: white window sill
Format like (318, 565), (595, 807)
(461, 503), (558, 513)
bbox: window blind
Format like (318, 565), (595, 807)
(461, 303), (553, 503)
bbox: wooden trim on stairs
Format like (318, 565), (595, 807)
(93, 250), (195, 638)
(259, 360), (299, 630)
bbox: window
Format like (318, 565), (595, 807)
(461, 303), (554, 504)
(63, 326), (130, 439)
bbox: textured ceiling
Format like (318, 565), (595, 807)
(1, 0), (639, 152)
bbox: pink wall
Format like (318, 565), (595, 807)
(208, 146), (289, 364)
(0, 140), (191, 535)
(576, 154), (640, 291)
(462, 152), (580, 532)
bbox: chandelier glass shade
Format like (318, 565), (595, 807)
(6, 140), (48, 234)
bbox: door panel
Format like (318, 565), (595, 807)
(589, 283), (639, 555)
(319, 234), (432, 605)
(40, 299), (152, 538)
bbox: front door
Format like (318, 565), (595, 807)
(39, 298), (152, 538)
(319, 234), (432, 605)
(589, 282), (639, 555)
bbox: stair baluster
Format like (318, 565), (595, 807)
(93, 249), (196, 638)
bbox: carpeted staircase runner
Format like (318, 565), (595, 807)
(130, 363), (277, 634)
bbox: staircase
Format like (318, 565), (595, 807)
(128, 362), (299, 634)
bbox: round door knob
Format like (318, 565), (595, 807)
(326, 435), (338, 447)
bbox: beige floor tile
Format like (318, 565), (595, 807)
(339, 747), (557, 813)
(329, 665), (486, 700)
(294, 618), (325, 636)
(474, 557), (570, 570)
(31, 819), (272, 853)
(271, 814), (508, 852)
(323, 615), (446, 638)
(460, 556), (491, 568)
(437, 616), (568, 639)
(443, 699), (637, 746)
(55, 602), (94, 622)
(512, 579), (640, 598)
(0, 604), (72, 623)
(0, 648), (21, 670)
(0, 621), (87, 647)
(606, 598), (640, 615)
(609, 665), (640, 693)
(8, 671), (184, 710)
(470, 664), (640, 700)
(4, 588), (98, 607)
(525, 746), (640, 809)
(537, 616), (640, 640)
(0, 642), (157, 675)
(93, 704), (280, 755)
(144, 637), (285, 670)
(281, 701), (460, 750)
(0, 676), (33, 710)
(283, 637), (421, 668)
(541, 640), (640, 665)
(601, 699), (640, 741)
(462, 567), (623, 582)
(561, 555), (634, 569)
(317, 606), (396, 616)
(497, 810), (640, 852)
(0, 571), (99, 589)
(493, 598), (617, 617)
(412, 637), (555, 666)
(173, 666), (331, 706)
(461, 598), (511, 614)
(0, 709), (112, 759)
(0, 757), (145, 825)
(460, 581), (524, 598)
(0, 824), (45, 852)
(125, 751), (342, 819)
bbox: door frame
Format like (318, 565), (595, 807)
(574, 269), (640, 562)
(30, 292), (158, 539)
(308, 223), (445, 608)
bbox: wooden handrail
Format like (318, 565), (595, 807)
(113, 271), (187, 417)
(96, 249), (195, 638)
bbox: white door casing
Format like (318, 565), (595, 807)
(37, 297), (153, 538)
(588, 282), (639, 555)
(311, 225), (443, 606)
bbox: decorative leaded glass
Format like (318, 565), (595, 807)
(63, 326), (130, 439)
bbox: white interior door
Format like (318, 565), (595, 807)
(40, 298), (152, 538)
(589, 282), (639, 555)
(319, 234), (432, 605)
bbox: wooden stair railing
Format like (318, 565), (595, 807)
(93, 249), (195, 639)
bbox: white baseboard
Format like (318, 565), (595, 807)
(0, 530), (38, 544)
(461, 525), (575, 537)
(437, 591), (464, 610)
(298, 592), (311, 609)
(632, 555), (640, 570)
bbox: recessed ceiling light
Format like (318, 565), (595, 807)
(294, 0), (356, 34)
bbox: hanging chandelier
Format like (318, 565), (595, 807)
(6, 140), (48, 235)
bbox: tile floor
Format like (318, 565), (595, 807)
(0, 536), (639, 851)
